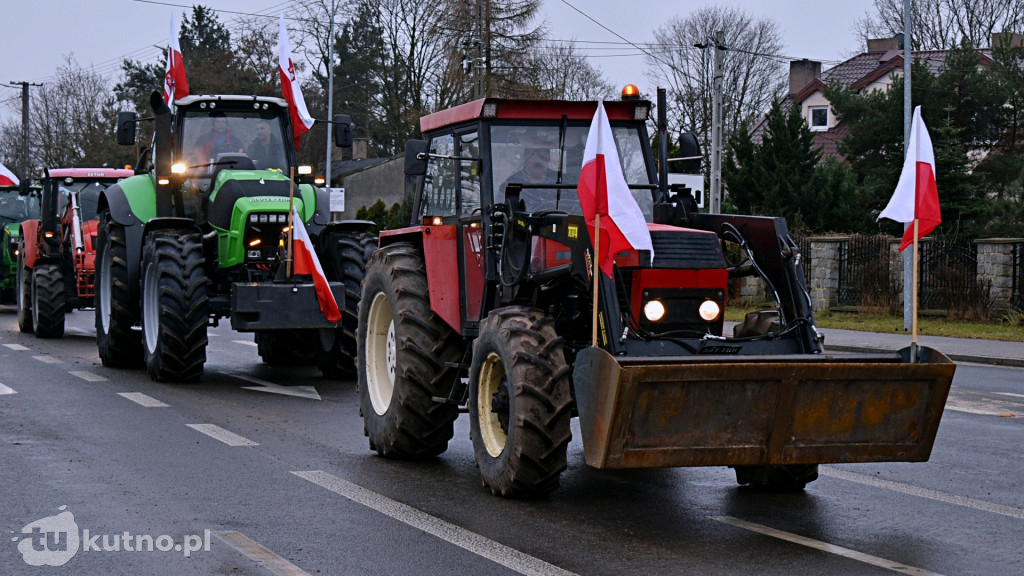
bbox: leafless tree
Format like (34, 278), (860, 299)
(855, 0), (1024, 50)
(522, 41), (615, 100)
(645, 7), (786, 164)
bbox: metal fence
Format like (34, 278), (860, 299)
(918, 238), (979, 309)
(837, 235), (895, 308)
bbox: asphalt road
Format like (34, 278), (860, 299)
(1, 308), (1022, 575)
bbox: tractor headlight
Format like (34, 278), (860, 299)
(643, 300), (666, 322)
(171, 163), (186, 174)
(699, 300), (721, 322)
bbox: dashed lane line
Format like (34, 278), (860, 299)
(186, 424), (259, 447)
(292, 470), (579, 576)
(820, 466), (1024, 521)
(232, 340), (258, 347)
(69, 371), (107, 382)
(3, 343), (29, 351)
(222, 372), (322, 400)
(214, 531), (310, 576)
(714, 516), (944, 576)
(117, 392), (170, 408)
(0, 382), (15, 395)
(32, 355), (62, 364)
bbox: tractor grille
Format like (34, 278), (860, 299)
(649, 230), (726, 269)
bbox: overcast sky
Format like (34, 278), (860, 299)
(1, 0), (875, 115)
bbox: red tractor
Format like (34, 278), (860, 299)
(18, 168), (133, 338)
(355, 90), (956, 497)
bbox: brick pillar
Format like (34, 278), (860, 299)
(808, 236), (846, 313)
(975, 238), (1022, 315)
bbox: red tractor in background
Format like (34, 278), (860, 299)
(18, 168), (133, 338)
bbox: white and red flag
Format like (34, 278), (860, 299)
(576, 100), (653, 277)
(879, 105), (941, 251)
(291, 207), (341, 323)
(0, 162), (19, 187)
(279, 13), (314, 150)
(163, 14), (189, 103)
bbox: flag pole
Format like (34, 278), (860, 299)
(592, 214), (601, 347)
(287, 166), (295, 279)
(911, 218), (920, 362)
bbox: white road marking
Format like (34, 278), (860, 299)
(69, 371), (107, 382)
(714, 516), (944, 576)
(944, 389), (1018, 416)
(117, 392), (169, 408)
(224, 372), (321, 400)
(32, 355), (62, 364)
(0, 382), (16, 395)
(214, 531), (310, 576)
(3, 343), (29, 351)
(293, 470), (579, 576)
(232, 340), (258, 347)
(820, 466), (1024, 520)
(186, 424), (259, 447)
(994, 392), (1024, 400)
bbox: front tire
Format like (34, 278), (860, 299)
(31, 263), (65, 338)
(357, 243), (463, 458)
(141, 231), (209, 382)
(318, 229), (376, 380)
(16, 248), (33, 333)
(95, 211), (143, 367)
(468, 307), (572, 497)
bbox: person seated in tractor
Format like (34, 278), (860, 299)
(247, 120), (285, 171)
(197, 115), (243, 161)
(497, 127), (581, 214)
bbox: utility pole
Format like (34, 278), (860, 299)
(9, 80), (41, 195)
(902, 0), (913, 331)
(324, 0), (337, 193)
(709, 30), (726, 215)
(475, 0), (485, 99)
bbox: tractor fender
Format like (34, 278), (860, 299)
(18, 219), (42, 269)
(142, 217), (203, 239)
(378, 225), (461, 333)
(320, 219), (377, 240)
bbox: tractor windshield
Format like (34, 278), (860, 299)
(179, 110), (289, 173)
(0, 188), (39, 223)
(490, 123), (653, 218)
(58, 179), (125, 220)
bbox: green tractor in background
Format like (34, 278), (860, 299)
(103, 91), (375, 382)
(0, 184), (42, 303)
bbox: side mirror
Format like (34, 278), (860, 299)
(117, 111), (138, 146)
(404, 140), (428, 176)
(333, 114), (352, 148)
(677, 132), (701, 173)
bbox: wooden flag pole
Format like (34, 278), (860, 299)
(592, 214), (601, 347)
(911, 218), (920, 362)
(286, 166), (295, 278)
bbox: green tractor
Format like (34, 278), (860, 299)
(102, 92), (375, 381)
(0, 184), (42, 303)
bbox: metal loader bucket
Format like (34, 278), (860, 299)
(572, 346), (955, 469)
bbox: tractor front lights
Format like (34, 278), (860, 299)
(44, 231), (55, 239)
(314, 175), (326, 186)
(297, 165), (313, 175)
(171, 163), (186, 174)
(643, 299), (666, 322)
(699, 300), (721, 322)
(249, 238), (262, 247)
(157, 177), (170, 185)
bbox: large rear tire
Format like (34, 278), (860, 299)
(255, 330), (319, 365)
(357, 242), (462, 458)
(318, 229), (376, 380)
(31, 263), (65, 338)
(95, 210), (143, 367)
(468, 307), (572, 497)
(16, 248), (33, 333)
(141, 231), (209, 382)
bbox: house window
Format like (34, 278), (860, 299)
(810, 107), (828, 131)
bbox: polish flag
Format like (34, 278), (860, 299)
(292, 208), (341, 323)
(0, 162), (18, 187)
(576, 100), (653, 277)
(879, 106), (941, 251)
(279, 13), (314, 150)
(163, 14), (189, 103)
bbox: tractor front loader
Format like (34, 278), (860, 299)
(101, 91), (374, 382)
(355, 89), (956, 497)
